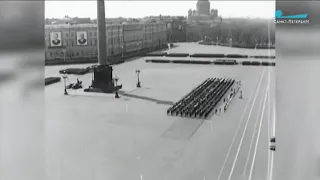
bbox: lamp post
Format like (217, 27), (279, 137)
(91, 65), (95, 87)
(62, 49), (67, 62)
(62, 74), (68, 95)
(114, 76), (120, 98)
(121, 45), (124, 59)
(216, 36), (218, 46)
(135, 69), (141, 88)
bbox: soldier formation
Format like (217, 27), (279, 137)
(167, 78), (236, 119)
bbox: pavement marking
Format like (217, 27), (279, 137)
(243, 80), (266, 176)
(272, 88), (276, 137)
(269, 90), (276, 180)
(227, 68), (266, 180)
(267, 66), (272, 180)
(269, 151), (275, 180)
(216, 68), (265, 180)
(267, 68), (271, 179)
(248, 70), (270, 180)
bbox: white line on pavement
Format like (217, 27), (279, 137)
(227, 69), (266, 180)
(267, 66), (272, 180)
(243, 81), (266, 176)
(216, 69), (265, 180)
(272, 88), (276, 137)
(248, 72), (270, 180)
(269, 151), (275, 180)
(269, 88), (276, 180)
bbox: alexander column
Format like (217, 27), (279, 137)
(97, 0), (107, 65)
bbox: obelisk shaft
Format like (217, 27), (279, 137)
(97, 0), (107, 65)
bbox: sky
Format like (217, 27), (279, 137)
(45, 1), (275, 19)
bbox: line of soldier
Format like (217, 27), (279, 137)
(167, 78), (236, 119)
(221, 80), (242, 113)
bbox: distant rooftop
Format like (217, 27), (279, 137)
(45, 21), (166, 29)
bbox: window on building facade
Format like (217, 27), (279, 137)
(77, 52), (79, 56)
(71, 41), (74, 47)
(66, 33), (68, 37)
(71, 32), (74, 37)
(71, 52), (74, 56)
(94, 32), (97, 36)
(89, 32), (92, 36)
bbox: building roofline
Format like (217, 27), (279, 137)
(45, 22), (167, 29)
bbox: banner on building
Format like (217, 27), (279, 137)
(167, 23), (171, 29)
(76, 31), (88, 46)
(50, 32), (62, 47)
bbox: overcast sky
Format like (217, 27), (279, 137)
(45, 1), (275, 19)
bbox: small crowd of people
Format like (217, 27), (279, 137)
(220, 80), (242, 114)
(66, 78), (83, 90)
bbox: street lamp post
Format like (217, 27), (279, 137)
(62, 49), (67, 62)
(121, 45), (124, 59)
(114, 76), (120, 98)
(91, 66), (95, 87)
(62, 74), (68, 95)
(135, 69), (141, 88)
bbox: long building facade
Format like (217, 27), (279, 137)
(45, 22), (167, 63)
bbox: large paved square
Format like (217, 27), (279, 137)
(45, 43), (275, 180)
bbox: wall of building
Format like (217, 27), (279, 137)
(45, 22), (167, 63)
(165, 19), (187, 42)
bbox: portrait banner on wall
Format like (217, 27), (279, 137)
(76, 31), (88, 46)
(167, 23), (171, 29)
(50, 32), (62, 47)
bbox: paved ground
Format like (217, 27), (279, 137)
(44, 44), (276, 180)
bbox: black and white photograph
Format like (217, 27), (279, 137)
(76, 31), (87, 46)
(2, 1), (320, 180)
(44, 1), (278, 180)
(49, 31), (62, 47)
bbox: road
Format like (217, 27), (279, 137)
(209, 65), (275, 180)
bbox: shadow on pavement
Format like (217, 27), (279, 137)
(119, 90), (174, 105)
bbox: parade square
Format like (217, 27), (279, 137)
(45, 43), (275, 180)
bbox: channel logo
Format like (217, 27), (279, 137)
(274, 10), (310, 24)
